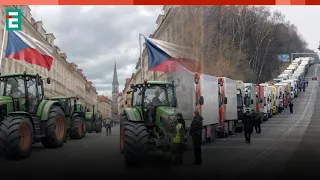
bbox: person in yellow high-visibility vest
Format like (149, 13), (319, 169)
(172, 113), (186, 165)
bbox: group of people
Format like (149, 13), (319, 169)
(172, 110), (204, 166)
(242, 101), (295, 143)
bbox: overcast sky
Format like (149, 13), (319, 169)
(29, 5), (320, 97)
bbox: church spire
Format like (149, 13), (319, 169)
(112, 61), (119, 86)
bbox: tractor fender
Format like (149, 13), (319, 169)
(8, 111), (34, 128)
(123, 108), (143, 122)
(39, 100), (63, 121)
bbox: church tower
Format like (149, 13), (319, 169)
(112, 62), (119, 120)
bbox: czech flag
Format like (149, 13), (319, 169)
(144, 37), (200, 73)
(5, 31), (54, 71)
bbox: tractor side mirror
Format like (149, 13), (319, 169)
(199, 96), (204, 105)
(251, 99), (254, 104)
(224, 97), (228, 104)
(172, 97), (177, 107)
(47, 77), (51, 84)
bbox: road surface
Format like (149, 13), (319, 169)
(1, 65), (320, 179)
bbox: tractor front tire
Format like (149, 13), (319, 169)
(95, 121), (102, 133)
(86, 121), (93, 133)
(123, 121), (148, 167)
(69, 116), (83, 140)
(0, 116), (34, 160)
(82, 118), (87, 138)
(41, 107), (67, 148)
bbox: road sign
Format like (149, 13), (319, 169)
(5, 9), (22, 31)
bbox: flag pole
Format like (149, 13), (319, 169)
(0, 23), (7, 73)
(139, 33), (144, 82)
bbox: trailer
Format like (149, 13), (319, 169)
(235, 80), (245, 132)
(219, 77), (238, 135)
(260, 83), (273, 120)
(244, 83), (257, 116)
(270, 85), (279, 114)
(284, 69), (293, 76)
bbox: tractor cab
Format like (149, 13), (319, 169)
(51, 96), (84, 117)
(0, 72), (50, 116)
(129, 80), (177, 125)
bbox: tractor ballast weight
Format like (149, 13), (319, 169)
(84, 106), (102, 133)
(0, 72), (68, 160)
(51, 96), (86, 139)
(120, 80), (179, 167)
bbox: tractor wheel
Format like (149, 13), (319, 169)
(82, 118), (87, 138)
(0, 116), (34, 159)
(123, 121), (148, 167)
(95, 121), (102, 133)
(41, 107), (67, 148)
(86, 121), (93, 133)
(69, 116), (83, 139)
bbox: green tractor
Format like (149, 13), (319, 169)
(119, 80), (178, 166)
(0, 72), (68, 159)
(84, 106), (102, 133)
(51, 96), (86, 139)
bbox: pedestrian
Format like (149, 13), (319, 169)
(253, 112), (262, 133)
(105, 119), (111, 136)
(190, 110), (203, 165)
(299, 86), (302, 92)
(289, 101), (294, 113)
(172, 113), (186, 165)
(242, 111), (253, 143)
(306, 80), (309, 87)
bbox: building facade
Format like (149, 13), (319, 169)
(0, 5), (98, 109)
(97, 95), (112, 121)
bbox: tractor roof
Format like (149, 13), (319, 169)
(135, 81), (169, 86)
(0, 72), (37, 77)
(51, 96), (79, 100)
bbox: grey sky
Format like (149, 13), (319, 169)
(29, 5), (320, 96)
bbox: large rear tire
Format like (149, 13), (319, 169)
(95, 121), (102, 133)
(86, 121), (93, 133)
(0, 116), (34, 160)
(82, 118), (87, 138)
(123, 121), (148, 167)
(69, 116), (83, 139)
(41, 107), (67, 148)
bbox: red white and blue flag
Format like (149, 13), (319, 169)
(144, 37), (200, 73)
(5, 31), (54, 71)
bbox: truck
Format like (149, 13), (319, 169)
(274, 83), (288, 112)
(283, 79), (297, 98)
(0, 72), (67, 159)
(255, 84), (264, 116)
(218, 77), (228, 138)
(51, 96), (87, 139)
(270, 85), (279, 115)
(235, 80), (245, 132)
(260, 83), (273, 120)
(218, 77), (237, 135)
(244, 83), (256, 116)
(284, 69), (293, 76)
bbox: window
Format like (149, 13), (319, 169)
(0, 77), (25, 98)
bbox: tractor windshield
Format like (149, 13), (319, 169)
(0, 76), (25, 98)
(132, 84), (174, 107)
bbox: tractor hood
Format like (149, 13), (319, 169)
(85, 112), (93, 120)
(156, 106), (177, 116)
(0, 96), (13, 104)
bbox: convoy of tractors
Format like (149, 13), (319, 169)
(0, 71), (104, 160)
(119, 57), (314, 167)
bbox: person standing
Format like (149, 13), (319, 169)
(253, 112), (262, 133)
(289, 101), (294, 113)
(172, 113), (186, 165)
(105, 119), (111, 136)
(242, 111), (254, 143)
(190, 110), (203, 165)
(306, 80), (309, 87)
